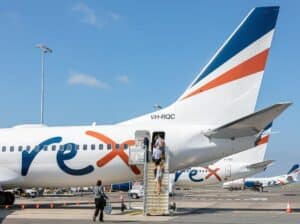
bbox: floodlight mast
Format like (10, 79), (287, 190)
(36, 44), (52, 124)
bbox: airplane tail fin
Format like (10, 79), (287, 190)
(287, 164), (299, 182)
(121, 7), (280, 126)
(175, 6), (280, 125)
(287, 164), (299, 175)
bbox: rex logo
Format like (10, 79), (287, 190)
(86, 131), (141, 175)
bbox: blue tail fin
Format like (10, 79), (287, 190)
(287, 164), (299, 174)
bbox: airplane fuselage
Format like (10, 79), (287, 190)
(173, 162), (265, 187)
(0, 123), (255, 188)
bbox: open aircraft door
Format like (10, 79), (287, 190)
(129, 130), (150, 165)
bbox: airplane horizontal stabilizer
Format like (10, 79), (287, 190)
(204, 102), (291, 138)
(246, 160), (274, 169)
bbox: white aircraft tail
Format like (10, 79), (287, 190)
(122, 6), (280, 126)
(175, 6), (280, 125)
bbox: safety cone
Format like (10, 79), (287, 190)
(5, 205), (9, 209)
(35, 204), (40, 209)
(21, 204), (25, 209)
(286, 201), (292, 213)
(50, 203), (54, 209)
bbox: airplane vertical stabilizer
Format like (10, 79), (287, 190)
(120, 6), (280, 126)
(175, 6), (280, 125)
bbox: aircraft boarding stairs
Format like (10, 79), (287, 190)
(129, 132), (170, 216)
(144, 157), (170, 215)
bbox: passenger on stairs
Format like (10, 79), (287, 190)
(152, 134), (166, 177)
(152, 145), (162, 177)
(155, 161), (165, 194)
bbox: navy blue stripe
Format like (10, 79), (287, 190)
(288, 164), (299, 175)
(191, 6), (279, 87)
(263, 122), (273, 131)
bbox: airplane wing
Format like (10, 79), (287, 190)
(204, 103), (291, 139)
(0, 167), (20, 185)
(246, 160), (274, 169)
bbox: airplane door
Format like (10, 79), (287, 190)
(128, 130), (150, 165)
(224, 163), (231, 179)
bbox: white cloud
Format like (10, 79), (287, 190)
(72, 3), (97, 25)
(116, 75), (129, 84)
(72, 3), (121, 27)
(68, 73), (109, 89)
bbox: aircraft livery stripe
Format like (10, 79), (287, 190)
(256, 135), (269, 146)
(182, 48), (269, 100)
(191, 6), (279, 87)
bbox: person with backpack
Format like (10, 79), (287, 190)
(93, 180), (108, 222)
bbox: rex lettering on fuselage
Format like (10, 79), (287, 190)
(21, 131), (140, 176)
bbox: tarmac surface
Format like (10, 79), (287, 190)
(1, 184), (300, 224)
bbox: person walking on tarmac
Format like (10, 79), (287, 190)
(93, 180), (108, 222)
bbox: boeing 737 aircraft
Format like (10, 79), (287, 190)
(223, 164), (299, 191)
(0, 6), (290, 205)
(172, 124), (273, 187)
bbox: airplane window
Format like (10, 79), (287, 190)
(26, 145), (31, 151)
(2, 146), (6, 152)
(115, 144), (120, 150)
(83, 144), (87, 150)
(59, 145), (64, 151)
(65, 144), (72, 151)
(76, 144), (80, 150)
(18, 146), (23, 152)
(52, 145), (56, 151)
(123, 144), (128, 150)
(44, 145), (48, 151)
(107, 144), (112, 150)
(91, 144), (96, 150)
(99, 144), (103, 150)
(10, 146), (14, 152)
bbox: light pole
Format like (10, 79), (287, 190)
(36, 44), (52, 124)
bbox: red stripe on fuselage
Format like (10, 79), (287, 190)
(182, 49), (269, 100)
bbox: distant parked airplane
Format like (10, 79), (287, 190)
(223, 164), (299, 191)
(172, 124), (273, 188)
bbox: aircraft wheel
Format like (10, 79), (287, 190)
(4, 192), (15, 205)
(131, 193), (138, 199)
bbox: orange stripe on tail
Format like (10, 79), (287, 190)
(182, 49), (269, 100)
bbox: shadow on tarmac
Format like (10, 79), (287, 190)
(176, 207), (300, 215)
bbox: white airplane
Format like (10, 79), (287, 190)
(0, 6), (290, 206)
(172, 123), (273, 187)
(223, 164), (300, 191)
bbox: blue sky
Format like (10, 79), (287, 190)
(0, 1), (299, 176)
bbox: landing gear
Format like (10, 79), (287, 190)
(0, 192), (15, 205)
(5, 192), (15, 205)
